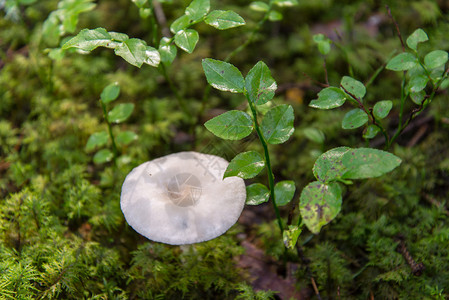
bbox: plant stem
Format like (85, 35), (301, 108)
(198, 10), (271, 131)
(387, 74), (407, 149)
(224, 11), (269, 62)
(149, 3), (192, 125)
(340, 85), (390, 146)
(159, 63), (192, 123)
(148, 1), (161, 47)
(100, 100), (118, 165)
(246, 94), (284, 233)
(388, 69), (448, 147)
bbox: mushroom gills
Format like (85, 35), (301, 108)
(166, 173), (202, 207)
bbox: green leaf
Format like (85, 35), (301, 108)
(410, 90), (425, 105)
(170, 15), (191, 34)
(158, 37), (177, 65)
(42, 0), (96, 46)
(116, 131), (138, 146)
(313, 147), (350, 182)
(185, 0), (210, 22)
(373, 100), (393, 119)
(268, 10), (283, 21)
(204, 110), (253, 140)
(407, 74), (428, 93)
(341, 76), (366, 99)
(204, 10), (246, 30)
(63, 1), (96, 32)
(93, 149), (114, 164)
(299, 181), (342, 234)
(61, 28), (156, 67)
(202, 58), (245, 93)
(174, 29), (199, 53)
(274, 180), (296, 206)
(386, 52), (417, 71)
(100, 83), (120, 104)
(250, 1), (269, 12)
(42, 13), (61, 46)
(272, 0), (298, 7)
(246, 183), (270, 205)
(303, 127), (325, 144)
(86, 131), (109, 152)
(107, 103), (135, 123)
(342, 108), (368, 129)
(224, 151), (265, 179)
(261, 104), (294, 144)
(245, 61), (277, 105)
(341, 148), (402, 180)
(363, 124), (380, 139)
(19, 0), (38, 4)
(117, 155), (132, 166)
(424, 50), (448, 69)
(310, 87), (347, 109)
(139, 8), (152, 18)
(109, 31), (129, 42)
(430, 65), (445, 82)
(283, 225), (302, 249)
(132, 0), (147, 8)
(143, 46), (161, 67)
(114, 38), (147, 67)
(313, 34), (331, 55)
(406, 28), (428, 51)
(47, 48), (65, 61)
(62, 27), (113, 51)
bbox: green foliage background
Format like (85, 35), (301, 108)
(1, 0), (449, 298)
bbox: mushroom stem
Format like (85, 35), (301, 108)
(246, 93), (284, 233)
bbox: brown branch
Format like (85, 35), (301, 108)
(339, 85), (370, 115)
(153, 0), (170, 38)
(386, 5), (405, 52)
(395, 235), (425, 276)
(296, 244), (323, 300)
(423, 194), (449, 216)
(406, 123), (428, 147)
(302, 72), (329, 88)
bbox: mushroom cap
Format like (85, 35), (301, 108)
(120, 151), (246, 245)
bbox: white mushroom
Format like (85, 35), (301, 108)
(120, 151), (246, 245)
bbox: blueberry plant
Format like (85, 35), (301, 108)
(85, 83), (138, 165)
(201, 58), (402, 246)
(2, 0), (449, 298)
(311, 28), (449, 149)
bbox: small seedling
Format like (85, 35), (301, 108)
(311, 28), (449, 149)
(85, 83), (137, 165)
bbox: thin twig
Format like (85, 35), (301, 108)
(302, 72), (329, 88)
(152, 0), (170, 38)
(364, 59), (389, 89)
(100, 100), (118, 166)
(406, 123), (428, 147)
(296, 244), (322, 300)
(385, 5), (405, 52)
(423, 194), (449, 216)
(340, 84), (389, 145)
(395, 235), (425, 276)
(323, 58), (329, 86)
